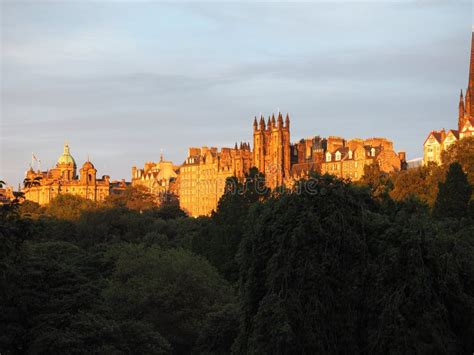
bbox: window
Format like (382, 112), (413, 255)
(371, 147), (376, 157)
(348, 150), (352, 159)
(326, 152), (332, 162)
(335, 151), (341, 161)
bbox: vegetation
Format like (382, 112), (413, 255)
(1, 139), (473, 354)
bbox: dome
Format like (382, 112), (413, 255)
(57, 143), (76, 166)
(82, 161), (95, 170)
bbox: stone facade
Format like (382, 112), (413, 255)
(293, 136), (402, 181)
(23, 144), (110, 205)
(131, 155), (179, 204)
(423, 32), (474, 165)
(253, 113), (291, 189)
(0, 186), (15, 205)
(179, 145), (252, 217)
(177, 117), (403, 216)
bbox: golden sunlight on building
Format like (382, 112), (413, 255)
(23, 143), (110, 205)
(179, 145), (252, 217)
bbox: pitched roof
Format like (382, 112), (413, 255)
(446, 129), (459, 139)
(423, 130), (444, 145)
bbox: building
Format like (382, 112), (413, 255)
(178, 114), (403, 216)
(131, 154), (179, 204)
(23, 143), (110, 205)
(179, 144), (252, 217)
(253, 112), (291, 189)
(0, 185), (16, 205)
(290, 136), (403, 181)
(423, 32), (474, 165)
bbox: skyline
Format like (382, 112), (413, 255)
(2, 1), (473, 186)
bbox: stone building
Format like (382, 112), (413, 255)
(23, 143), (110, 205)
(178, 114), (404, 216)
(0, 186), (16, 205)
(253, 112), (291, 189)
(179, 144), (252, 217)
(423, 32), (474, 165)
(289, 135), (403, 181)
(131, 154), (179, 204)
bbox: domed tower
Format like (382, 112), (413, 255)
(80, 160), (97, 185)
(56, 143), (77, 180)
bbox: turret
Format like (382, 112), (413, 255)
(259, 116), (266, 130)
(253, 117), (258, 131)
(277, 112), (283, 128)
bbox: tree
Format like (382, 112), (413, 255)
(104, 245), (233, 353)
(234, 175), (473, 353)
(433, 163), (472, 219)
(360, 163), (393, 199)
(192, 168), (269, 282)
(442, 136), (474, 186)
(390, 163), (444, 207)
(46, 194), (95, 220)
(105, 185), (157, 211)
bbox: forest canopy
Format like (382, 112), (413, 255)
(1, 138), (473, 354)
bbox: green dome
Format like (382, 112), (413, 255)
(57, 143), (76, 166)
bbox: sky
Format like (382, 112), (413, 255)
(1, 0), (473, 187)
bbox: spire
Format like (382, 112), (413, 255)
(271, 114), (276, 127)
(285, 113), (290, 128)
(234, 142), (238, 150)
(277, 112), (283, 128)
(459, 89), (465, 131)
(467, 32), (474, 116)
(466, 87), (471, 117)
(259, 115), (265, 130)
(267, 116), (271, 129)
(253, 116), (258, 130)
(469, 32), (474, 90)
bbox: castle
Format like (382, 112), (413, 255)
(423, 33), (474, 165)
(23, 143), (110, 205)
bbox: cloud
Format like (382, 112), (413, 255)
(0, 1), (471, 186)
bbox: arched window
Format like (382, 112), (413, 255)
(326, 152), (332, 162)
(348, 150), (353, 159)
(335, 151), (341, 161)
(371, 147), (376, 157)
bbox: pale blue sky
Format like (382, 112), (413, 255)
(1, 1), (473, 186)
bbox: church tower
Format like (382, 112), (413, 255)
(460, 32), (474, 132)
(252, 112), (291, 189)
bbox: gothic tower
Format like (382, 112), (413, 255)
(460, 32), (474, 132)
(252, 112), (291, 188)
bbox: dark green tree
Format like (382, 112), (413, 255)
(360, 162), (393, 199)
(433, 162), (472, 219)
(103, 245), (233, 353)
